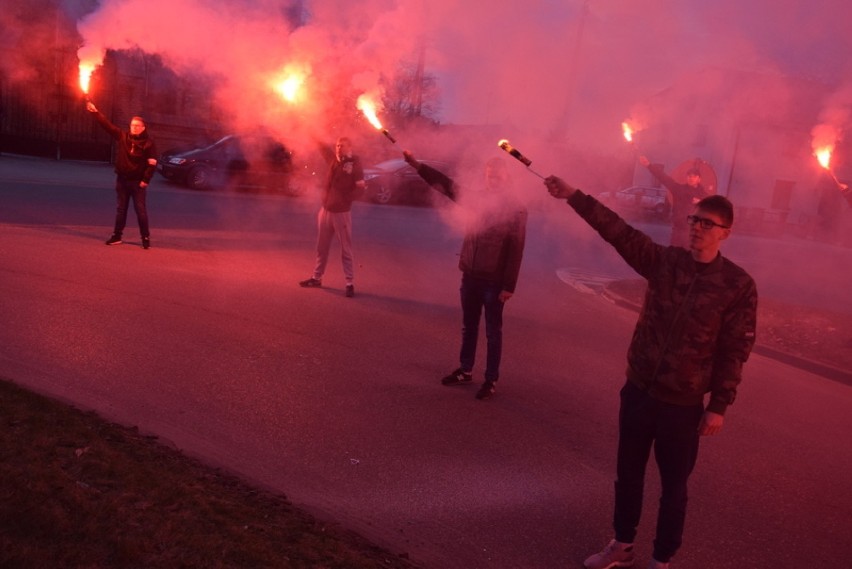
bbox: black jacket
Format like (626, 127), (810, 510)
(93, 112), (157, 183)
(415, 163), (527, 293)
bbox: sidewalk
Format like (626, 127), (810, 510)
(0, 153), (114, 187)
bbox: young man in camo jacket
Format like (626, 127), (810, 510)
(544, 175), (757, 569)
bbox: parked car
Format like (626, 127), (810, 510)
(158, 134), (302, 195)
(361, 158), (453, 205)
(597, 185), (671, 221)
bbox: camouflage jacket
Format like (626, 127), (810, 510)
(567, 190), (758, 414)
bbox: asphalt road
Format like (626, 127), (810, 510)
(1, 155), (850, 568)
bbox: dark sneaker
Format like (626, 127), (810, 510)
(105, 234), (122, 245)
(441, 368), (473, 386)
(475, 380), (496, 400)
(583, 539), (635, 569)
(345, 284), (355, 297)
(299, 278), (322, 288)
(142, 237), (150, 250)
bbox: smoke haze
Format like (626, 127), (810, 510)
(0, 0), (846, 162)
(65, 0), (851, 141)
(2, 1), (851, 239)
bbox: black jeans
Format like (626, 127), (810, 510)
(113, 177), (149, 238)
(458, 274), (504, 382)
(613, 381), (703, 562)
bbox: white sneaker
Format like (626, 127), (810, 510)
(583, 539), (635, 569)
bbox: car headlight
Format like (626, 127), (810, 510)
(168, 157), (187, 165)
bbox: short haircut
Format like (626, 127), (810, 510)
(696, 194), (734, 227)
(131, 116), (146, 126)
(686, 167), (701, 177)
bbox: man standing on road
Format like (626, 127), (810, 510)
(640, 156), (709, 248)
(403, 151), (527, 401)
(86, 102), (157, 249)
(299, 137), (365, 298)
(543, 176), (757, 569)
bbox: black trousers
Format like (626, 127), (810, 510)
(613, 381), (703, 562)
(113, 177), (149, 238)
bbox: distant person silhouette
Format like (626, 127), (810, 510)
(640, 155), (709, 248)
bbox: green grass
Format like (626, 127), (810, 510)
(0, 379), (419, 569)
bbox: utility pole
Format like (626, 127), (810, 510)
(410, 42), (425, 117)
(551, 0), (590, 143)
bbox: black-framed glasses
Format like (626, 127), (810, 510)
(686, 215), (729, 230)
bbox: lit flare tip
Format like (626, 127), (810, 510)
(622, 121), (634, 143)
(357, 93), (398, 144)
(79, 63), (96, 95)
(276, 75), (303, 103)
(498, 139), (532, 166)
(356, 94), (384, 130)
(815, 146), (832, 170)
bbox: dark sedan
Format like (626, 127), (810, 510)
(158, 134), (302, 195)
(360, 158), (453, 205)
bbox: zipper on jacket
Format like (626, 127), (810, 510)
(648, 270), (699, 384)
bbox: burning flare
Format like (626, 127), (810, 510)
(356, 94), (383, 130)
(78, 62), (96, 96)
(497, 139), (544, 178)
(272, 65), (309, 103)
(622, 121), (634, 143)
(813, 144), (845, 188)
(815, 146), (833, 170)
(275, 75), (303, 103)
(356, 93), (396, 143)
(77, 43), (104, 99)
(810, 122), (840, 174)
(498, 139), (532, 166)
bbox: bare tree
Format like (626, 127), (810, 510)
(381, 57), (441, 124)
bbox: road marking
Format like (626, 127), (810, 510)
(555, 267), (624, 295)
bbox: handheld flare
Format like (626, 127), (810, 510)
(498, 139), (531, 166)
(814, 146), (845, 189)
(78, 62), (95, 101)
(498, 139), (544, 178)
(356, 93), (399, 146)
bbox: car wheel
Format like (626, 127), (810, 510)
(186, 165), (212, 190)
(373, 183), (392, 204)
